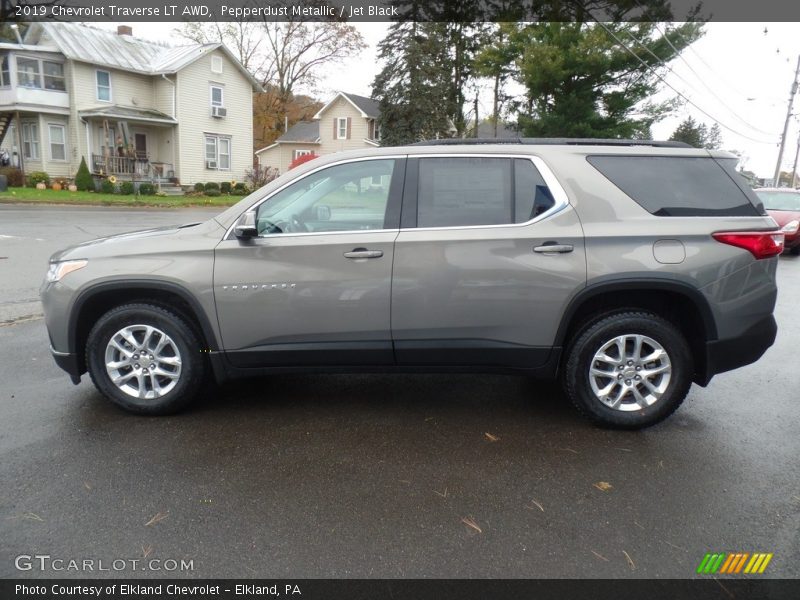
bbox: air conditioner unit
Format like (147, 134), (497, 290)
(211, 106), (227, 118)
(206, 160), (217, 169)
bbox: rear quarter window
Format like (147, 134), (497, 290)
(586, 155), (763, 217)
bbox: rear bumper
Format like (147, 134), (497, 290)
(50, 346), (82, 385)
(699, 314), (777, 385)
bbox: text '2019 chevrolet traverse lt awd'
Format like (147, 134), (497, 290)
(41, 139), (781, 428)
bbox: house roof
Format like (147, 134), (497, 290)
(23, 23), (262, 91)
(255, 121), (321, 154)
(313, 91), (380, 120)
(78, 105), (178, 126)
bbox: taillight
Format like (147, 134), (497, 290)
(712, 231), (784, 259)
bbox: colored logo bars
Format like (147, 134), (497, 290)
(697, 552), (773, 574)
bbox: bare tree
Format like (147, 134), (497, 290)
(175, 20), (365, 99)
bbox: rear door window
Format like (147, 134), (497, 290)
(415, 157), (556, 228)
(586, 155), (763, 217)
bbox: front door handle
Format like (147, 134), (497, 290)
(533, 243), (574, 254)
(344, 248), (384, 259)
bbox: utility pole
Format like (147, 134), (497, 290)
(773, 54), (800, 187)
(791, 133), (800, 188)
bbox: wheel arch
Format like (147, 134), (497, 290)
(555, 279), (717, 384)
(69, 280), (220, 375)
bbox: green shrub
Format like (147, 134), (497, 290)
(100, 179), (116, 194)
(220, 181), (232, 194)
(234, 182), (248, 193)
(27, 171), (50, 187)
(204, 188), (221, 197)
(75, 157), (94, 191)
(119, 181), (134, 195)
(138, 183), (156, 196)
(193, 182), (205, 192)
(0, 166), (24, 187)
(204, 181), (220, 192)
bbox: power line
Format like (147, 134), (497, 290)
(645, 24), (777, 137)
(589, 20), (777, 144)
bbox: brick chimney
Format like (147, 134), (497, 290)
(117, 25), (133, 36)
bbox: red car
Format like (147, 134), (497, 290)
(754, 188), (800, 255)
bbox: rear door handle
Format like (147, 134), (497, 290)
(533, 243), (574, 254)
(344, 248), (384, 259)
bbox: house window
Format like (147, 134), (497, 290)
(336, 117), (348, 140)
(15, 57), (66, 90)
(0, 55), (9, 87)
(21, 122), (39, 160)
(210, 85), (224, 108)
(96, 70), (111, 102)
(293, 149), (312, 160)
(211, 56), (223, 74)
(48, 124), (66, 161)
(17, 57), (41, 88)
(205, 135), (231, 170)
(43, 61), (65, 91)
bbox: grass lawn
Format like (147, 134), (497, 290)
(0, 187), (243, 208)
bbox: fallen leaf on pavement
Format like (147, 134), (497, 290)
(591, 550), (609, 562)
(461, 517), (482, 533)
(484, 432), (500, 442)
(145, 511), (169, 527)
(593, 481), (613, 491)
(623, 550), (635, 570)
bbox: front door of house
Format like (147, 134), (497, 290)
(134, 133), (147, 159)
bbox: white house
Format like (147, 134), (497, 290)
(0, 23), (261, 187)
(256, 91), (381, 174)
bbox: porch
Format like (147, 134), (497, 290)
(79, 105), (178, 184)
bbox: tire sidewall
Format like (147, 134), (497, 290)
(565, 313), (692, 429)
(86, 304), (202, 415)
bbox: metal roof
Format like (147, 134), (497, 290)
(23, 23), (262, 90)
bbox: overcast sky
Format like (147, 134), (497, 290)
(99, 21), (800, 179)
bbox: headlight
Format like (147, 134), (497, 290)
(46, 259), (88, 283)
(781, 220), (799, 235)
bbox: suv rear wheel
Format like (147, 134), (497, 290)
(86, 303), (205, 415)
(562, 311), (692, 429)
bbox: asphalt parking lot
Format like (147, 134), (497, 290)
(0, 205), (798, 579)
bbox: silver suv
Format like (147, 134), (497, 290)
(41, 140), (781, 428)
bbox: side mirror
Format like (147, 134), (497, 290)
(314, 204), (331, 221)
(234, 210), (258, 239)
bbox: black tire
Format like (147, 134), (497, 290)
(789, 246), (800, 256)
(86, 303), (205, 415)
(562, 311), (692, 429)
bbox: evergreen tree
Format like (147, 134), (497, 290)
(506, 22), (703, 138)
(74, 157), (94, 192)
(670, 118), (723, 149)
(371, 21), (454, 145)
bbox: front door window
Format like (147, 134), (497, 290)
(256, 159), (396, 235)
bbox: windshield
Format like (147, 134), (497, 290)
(755, 190), (800, 211)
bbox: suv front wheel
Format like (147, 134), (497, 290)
(86, 303), (205, 415)
(562, 311), (693, 429)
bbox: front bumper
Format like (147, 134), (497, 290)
(698, 314), (777, 385)
(50, 345), (82, 385)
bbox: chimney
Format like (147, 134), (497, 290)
(117, 25), (133, 36)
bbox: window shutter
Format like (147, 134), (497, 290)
(333, 118), (337, 139)
(346, 117), (351, 140)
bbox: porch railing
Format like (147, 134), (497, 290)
(91, 155), (175, 182)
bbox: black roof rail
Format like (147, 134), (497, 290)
(410, 138), (692, 148)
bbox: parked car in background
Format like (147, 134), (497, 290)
(41, 139), (782, 429)
(754, 188), (800, 254)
